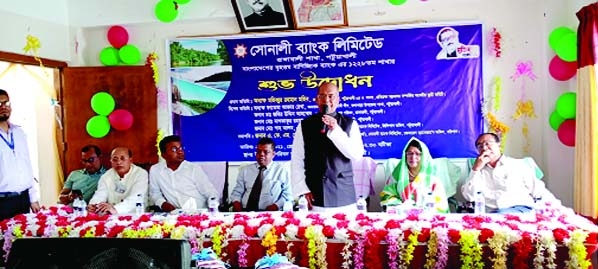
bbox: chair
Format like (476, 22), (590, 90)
(352, 156), (377, 199)
(195, 161), (229, 210)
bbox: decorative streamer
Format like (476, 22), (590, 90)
(489, 28), (502, 58)
(156, 129), (164, 155)
(23, 35), (45, 70)
(492, 76), (502, 112)
(510, 61), (538, 155)
(145, 52), (159, 85)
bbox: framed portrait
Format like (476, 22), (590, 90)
(289, 0), (348, 29)
(231, 0), (294, 32)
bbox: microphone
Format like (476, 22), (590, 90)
(320, 105), (329, 134)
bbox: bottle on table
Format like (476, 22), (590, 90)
(474, 191), (485, 214)
(424, 191), (435, 213)
(298, 195), (308, 212)
(283, 199), (294, 212)
(135, 194), (144, 215)
(208, 197), (219, 215)
(356, 195), (367, 212)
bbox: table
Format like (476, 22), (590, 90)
(0, 206), (596, 269)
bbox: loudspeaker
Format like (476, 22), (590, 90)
(6, 238), (191, 269)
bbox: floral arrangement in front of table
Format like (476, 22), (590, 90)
(0, 206), (597, 269)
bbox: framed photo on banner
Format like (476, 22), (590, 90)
(231, 0), (294, 32)
(289, 0), (348, 29)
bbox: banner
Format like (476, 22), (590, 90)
(168, 22), (483, 161)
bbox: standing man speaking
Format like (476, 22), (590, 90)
(0, 89), (40, 220)
(291, 82), (365, 211)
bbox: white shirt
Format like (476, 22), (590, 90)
(290, 119), (365, 197)
(0, 123), (38, 202)
(149, 160), (218, 209)
(461, 155), (559, 210)
(229, 162), (292, 210)
(89, 164), (148, 214)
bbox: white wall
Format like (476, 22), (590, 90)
(1, 0), (594, 209)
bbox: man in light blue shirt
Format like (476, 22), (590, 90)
(230, 138), (292, 211)
(59, 145), (106, 204)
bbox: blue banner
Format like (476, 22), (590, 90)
(169, 23), (483, 161)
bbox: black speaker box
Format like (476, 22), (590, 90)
(6, 238), (191, 269)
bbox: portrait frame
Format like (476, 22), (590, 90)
(231, 0), (294, 32)
(289, 0), (348, 29)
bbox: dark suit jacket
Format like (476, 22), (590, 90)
(244, 5), (286, 27)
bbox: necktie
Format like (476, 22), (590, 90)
(246, 166), (266, 211)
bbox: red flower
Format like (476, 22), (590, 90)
(322, 225), (335, 238)
(385, 219), (401, 230)
(281, 211), (294, 219)
(418, 228), (430, 242)
(243, 225), (257, 237)
(585, 232), (598, 245)
(553, 228), (570, 244)
(332, 213), (347, 220)
(274, 225), (286, 236)
(336, 220), (349, 229)
(504, 214), (521, 222)
(285, 218), (300, 226)
(297, 226), (306, 239)
(478, 228), (494, 243)
(107, 225), (125, 238)
(448, 229), (461, 243)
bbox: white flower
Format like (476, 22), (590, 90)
(334, 228), (349, 240)
(257, 224), (273, 238)
(230, 225), (245, 238)
(285, 225), (298, 239)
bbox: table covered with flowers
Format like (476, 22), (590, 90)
(0, 206), (597, 269)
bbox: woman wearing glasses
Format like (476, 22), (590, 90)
(380, 137), (449, 213)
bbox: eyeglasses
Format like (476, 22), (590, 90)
(81, 157), (97, 164)
(476, 140), (497, 149)
(317, 94), (338, 100)
(168, 146), (185, 153)
(0, 101), (10, 107)
(405, 152), (421, 157)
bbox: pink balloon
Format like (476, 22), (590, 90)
(107, 26), (129, 49)
(549, 55), (577, 81)
(108, 109), (134, 131)
(557, 119), (575, 147)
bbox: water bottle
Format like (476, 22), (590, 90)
(208, 197), (219, 216)
(283, 199), (293, 212)
(79, 198), (88, 217)
(356, 196), (367, 212)
(135, 194), (144, 215)
(474, 191), (485, 214)
(72, 197), (82, 217)
(534, 197), (546, 215)
(424, 192), (435, 213)
(298, 195), (308, 212)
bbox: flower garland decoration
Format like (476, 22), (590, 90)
(434, 227), (449, 269)
(236, 235), (249, 267)
(510, 61), (538, 155)
(483, 76), (509, 149)
(261, 227), (278, 256)
(458, 230), (484, 269)
(156, 129), (164, 155)
(386, 229), (402, 269)
(492, 76), (502, 112)
(23, 35), (45, 70)
(487, 230), (510, 269)
(341, 239), (353, 269)
(352, 232), (365, 269)
(283, 236), (295, 264)
(489, 28), (502, 58)
(540, 232), (557, 269)
(145, 52), (159, 85)
(512, 232), (533, 269)
(565, 229), (591, 269)
(400, 230), (420, 269)
(424, 229), (438, 269)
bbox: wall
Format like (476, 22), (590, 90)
(1, 0), (594, 209)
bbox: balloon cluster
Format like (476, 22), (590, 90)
(548, 27), (577, 81)
(388, 0), (407, 5)
(86, 92), (134, 138)
(549, 92), (576, 147)
(155, 0), (192, 23)
(99, 26), (141, 66)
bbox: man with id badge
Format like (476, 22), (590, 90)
(88, 147), (148, 215)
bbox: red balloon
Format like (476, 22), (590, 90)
(549, 55), (577, 81)
(107, 26), (129, 49)
(557, 119), (576, 147)
(108, 109), (134, 131)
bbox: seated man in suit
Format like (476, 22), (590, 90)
(87, 147), (148, 215)
(149, 135), (219, 212)
(230, 138), (292, 211)
(59, 145), (106, 204)
(461, 132), (560, 213)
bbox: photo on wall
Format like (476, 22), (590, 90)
(231, 0), (294, 32)
(289, 0), (348, 29)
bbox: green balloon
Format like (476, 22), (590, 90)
(155, 0), (179, 23)
(555, 92), (577, 119)
(91, 92), (116, 116)
(99, 47), (119, 66)
(549, 110), (565, 131)
(119, 44), (141, 65)
(549, 27), (575, 52)
(174, 0), (191, 4)
(554, 32), (577, 62)
(388, 0), (407, 5)
(86, 115), (111, 138)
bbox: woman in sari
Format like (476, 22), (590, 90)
(380, 137), (449, 213)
